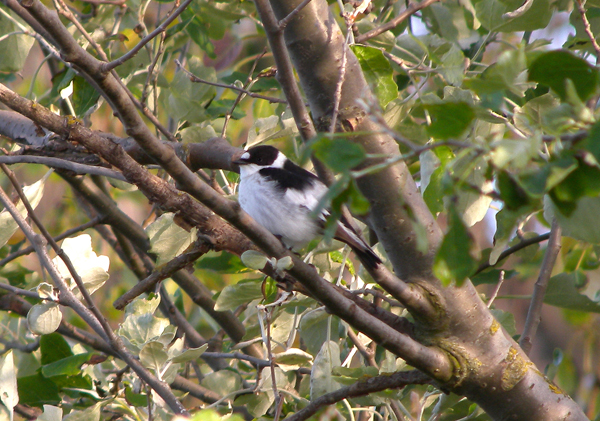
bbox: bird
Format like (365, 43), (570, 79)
(232, 145), (381, 269)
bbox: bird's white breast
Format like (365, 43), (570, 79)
(238, 172), (327, 249)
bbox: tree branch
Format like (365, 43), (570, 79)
(100, 0), (193, 72)
(475, 232), (551, 275)
(355, 0), (442, 43)
(519, 219), (562, 355)
(0, 155), (126, 181)
(285, 370), (431, 421)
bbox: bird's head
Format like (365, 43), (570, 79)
(232, 145), (287, 176)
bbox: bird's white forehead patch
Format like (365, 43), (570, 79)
(241, 152), (250, 160)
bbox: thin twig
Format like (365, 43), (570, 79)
(221, 48), (267, 137)
(475, 232), (551, 275)
(101, 0), (193, 72)
(575, 0), (600, 64)
(113, 241), (211, 310)
(0, 155), (126, 181)
(284, 370), (431, 421)
(277, 0), (313, 29)
(487, 270), (505, 308)
(519, 219), (561, 355)
(355, 0), (442, 43)
(175, 60), (286, 104)
(0, 283), (48, 301)
(0, 164), (189, 416)
(0, 216), (105, 267)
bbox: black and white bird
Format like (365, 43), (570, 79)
(233, 145), (381, 269)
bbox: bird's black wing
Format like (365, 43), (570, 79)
(259, 163), (319, 193)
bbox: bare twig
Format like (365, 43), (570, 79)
(100, 0), (193, 72)
(575, 0), (600, 64)
(519, 219), (561, 355)
(253, 0), (318, 143)
(487, 270), (505, 308)
(284, 370), (431, 421)
(277, 0), (313, 29)
(0, 165), (189, 416)
(0, 155), (126, 181)
(0, 283), (47, 301)
(113, 241), (211, 310)
(221, 48), (267, 137)
(175, 60), (286, 104)
(475, 232), (551, 275)
(355, 0), (442, 43)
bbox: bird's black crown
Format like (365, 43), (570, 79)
(240, 145), (280, 166)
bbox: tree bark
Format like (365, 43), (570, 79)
(265, 0), (588, 419)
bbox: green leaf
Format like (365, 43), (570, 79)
(62, 402), (101, 421)
(240, 250), (269, 270)
(312, 136), (366, 173)
(490, 309), (517, 336)
(37, 405), (62, 421)
(464, 47), (528, 98)
(0, 10), (34, 73)
(424, 102), (475, 139)
(489, 206), (529, 265)
(40, 333), (73, 365)
(170, 343), (208, 363)
(214, 280), (263, 311)
(167, 58), (216, 122)
(310, 340), (342, 400)
(528, 50), (599, 102)
(42, 353), (94, 377)
(544, 273), (600, 312)
(273, 348), (313, 368)
(72, 76), (100, 117)
(27, 302), (62, 336)
(548, 158), (600, 215)
(17, 373), (60, 407)
(53, 234), (109, 296)
(299, 309), (342, 355)
(580, 119), (600, 163)
(201, 371), (242, 397)
(117, 310), (174, 350)
(475, 0), (553, 32)
(0, 171), (51, 248)
(0, 351), (18, 419)
(124, 386), (148, 407)
(434, 204), (478, 285)
(472, 268), (517, 285)
(497, 170), (531, 210)
(350, 45), (398, 108)
(234, 391), (273, 418)
(146, 213), (197, 266)
(195, 251), (247, 273)
(545, 196), (600, 243)
(139, 341), (169, 373)
(332, 366), (380, 384)
(439, 44), (466, 86)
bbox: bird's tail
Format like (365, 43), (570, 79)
(351, 243), (382, 270)
(334, 223), (382, 270)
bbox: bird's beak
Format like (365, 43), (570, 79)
(231, 150), (249, 165)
